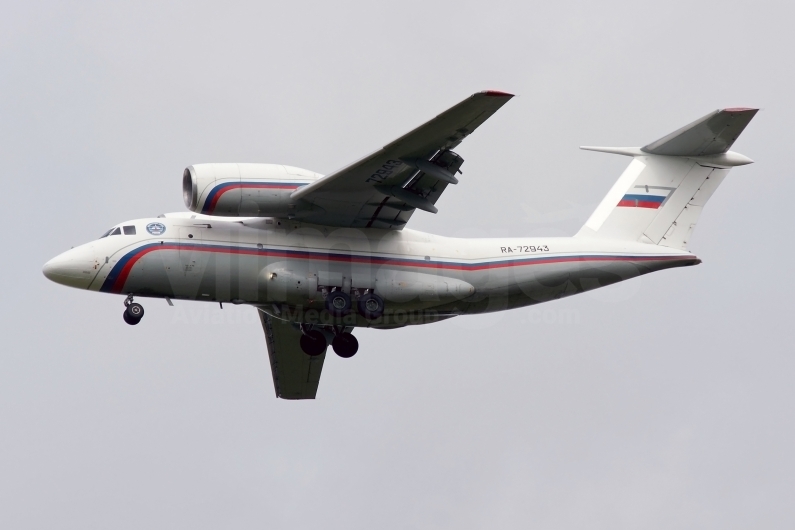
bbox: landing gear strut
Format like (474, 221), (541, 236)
(123, 295), (144, 325)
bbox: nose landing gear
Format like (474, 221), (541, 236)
(123, 295), (144, 325)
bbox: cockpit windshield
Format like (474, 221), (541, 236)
(99, 227), (122, 238)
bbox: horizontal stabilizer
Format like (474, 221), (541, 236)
(580, 146), (644, 157)
(641, 108), (758, 156)
(579, 145), (754, 167)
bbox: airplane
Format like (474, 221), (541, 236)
(42, 91), (757, 399)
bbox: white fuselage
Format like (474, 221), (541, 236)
(38, 99), (755, 397)
(43, 213), (697, 328)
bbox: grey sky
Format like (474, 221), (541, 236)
(1, 1), (793, 528)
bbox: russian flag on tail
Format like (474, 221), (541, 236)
(617, 186), (673, 209)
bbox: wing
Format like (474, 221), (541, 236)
(291, 90), (514, 228)
(257, 309), (326, 400)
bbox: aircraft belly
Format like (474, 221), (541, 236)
(459, 255), (696, 314)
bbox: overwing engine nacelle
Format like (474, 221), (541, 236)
(182, 163), (323, 218)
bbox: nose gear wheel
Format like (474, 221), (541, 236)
(122, 296), (144, 325)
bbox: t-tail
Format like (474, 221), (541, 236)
(576, 108), (758, 250)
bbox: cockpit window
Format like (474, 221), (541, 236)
(99, 225), (135, 238)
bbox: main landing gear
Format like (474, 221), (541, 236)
(299, 329), (327, 356)
(297, 289), (380, 357)
(299, 325), (359, 358)
(325, 290), (352, 316)
(324, 289), (385, 320)
(332, 332), (358, 358)
(357, 292), (384, 320)
(123, 295), (144, 325)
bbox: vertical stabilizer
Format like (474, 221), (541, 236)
(576, 108), (757, 250)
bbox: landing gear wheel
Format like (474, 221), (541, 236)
(300, 330), (327, 356)
(123, 309), (140, 325)
(123, 302), (144, 325)
(126, 302), (144, 319)
(325, 291), (352, 316)
(332, 333), (359, 358)
(357, 293), (384, 320)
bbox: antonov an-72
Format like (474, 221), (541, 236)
(43, 91), (757, 399)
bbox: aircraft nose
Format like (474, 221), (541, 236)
(42, 247), (98, 289)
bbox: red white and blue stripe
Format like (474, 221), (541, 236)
(99, 242), (697, 294)
(201, 181), (308, 214)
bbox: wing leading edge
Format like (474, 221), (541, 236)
(291, 90), (514, 228)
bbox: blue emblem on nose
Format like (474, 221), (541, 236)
(146, 222), (166, 236)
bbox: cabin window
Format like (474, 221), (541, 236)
(109, 227), (121, 236)
(123, 225), (136, 235)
